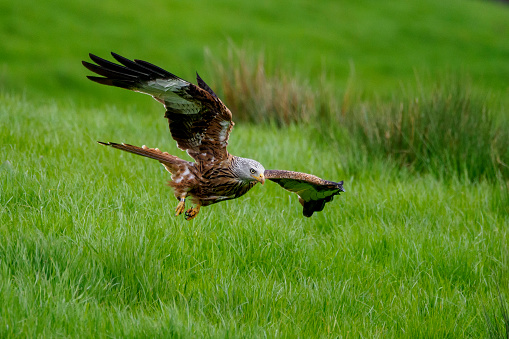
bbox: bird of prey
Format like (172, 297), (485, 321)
(83, 52), (344, 220)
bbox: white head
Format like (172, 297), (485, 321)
(232, 157), (265, 184)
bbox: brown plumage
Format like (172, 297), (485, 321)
(83, 52), (344, 220)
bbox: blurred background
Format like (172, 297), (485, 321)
(1, 0), (509, 183)
(1, 0), (508, 105)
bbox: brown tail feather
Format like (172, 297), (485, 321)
(98, 142), (185, 167)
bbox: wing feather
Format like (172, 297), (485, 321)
(112, 52), (171, 77)
(265, 169), (344, 217)
(84, 53), (233, 163)
(196, 72), (218, 98)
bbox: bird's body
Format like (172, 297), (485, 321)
(169, 155), (261, 207)
(84, 52), (344, 220)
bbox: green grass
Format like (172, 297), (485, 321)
(1, 0), (509, 104)
(208, 48), (509, 183)
(2, 0), (509, 336)
(1, 92), (508, 337)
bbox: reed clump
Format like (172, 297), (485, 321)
(206, 47), (509, 183)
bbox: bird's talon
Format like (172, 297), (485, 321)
(184, 205), (201, 221)
(175, 199), (186, 216)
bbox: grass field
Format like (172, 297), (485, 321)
(1, 91), (508, 337)
(2, 0), (509, 337)
(1, 0), (509, 103)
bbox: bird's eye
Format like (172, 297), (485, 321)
(250, 168), (256, 174)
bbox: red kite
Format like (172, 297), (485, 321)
(83, 53), (344, 220)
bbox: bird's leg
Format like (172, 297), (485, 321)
(175, 194), (187, 217)
(185, 203), (201, 221)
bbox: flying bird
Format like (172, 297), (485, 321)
(83, 52), (344, 220)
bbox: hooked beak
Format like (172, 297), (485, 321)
(252, 173), (265, 185)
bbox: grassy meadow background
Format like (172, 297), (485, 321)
(1, 0), (509, 337)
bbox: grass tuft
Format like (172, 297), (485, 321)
(205, 46), (318, 126)
(207, 47), (509, 183)
(338, 76), (509, 183)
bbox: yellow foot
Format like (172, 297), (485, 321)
(175, 198), (186, 217)
(185, 205), (201, 221)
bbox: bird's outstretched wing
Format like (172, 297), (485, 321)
(264, 170), (344, 217)
(83, 53), (234, 163)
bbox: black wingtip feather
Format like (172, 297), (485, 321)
(302, 199), (328, 217)
(86, 76), (133, 89)
(84, 52), (187, 91)
(83, 60), (138, 81)
(108, 53), (156, 76)
(196, 72), (218, 98)
(133, 58), (174, 78)
(86, 75), (107, 83)
(82, 60), (96, 72)
(88, 53), (150, 78)
(111, 52), (178, 80)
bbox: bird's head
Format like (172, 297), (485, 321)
(234, 157), (265, 185)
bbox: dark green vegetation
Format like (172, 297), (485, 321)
(1, 0), (509, 337)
